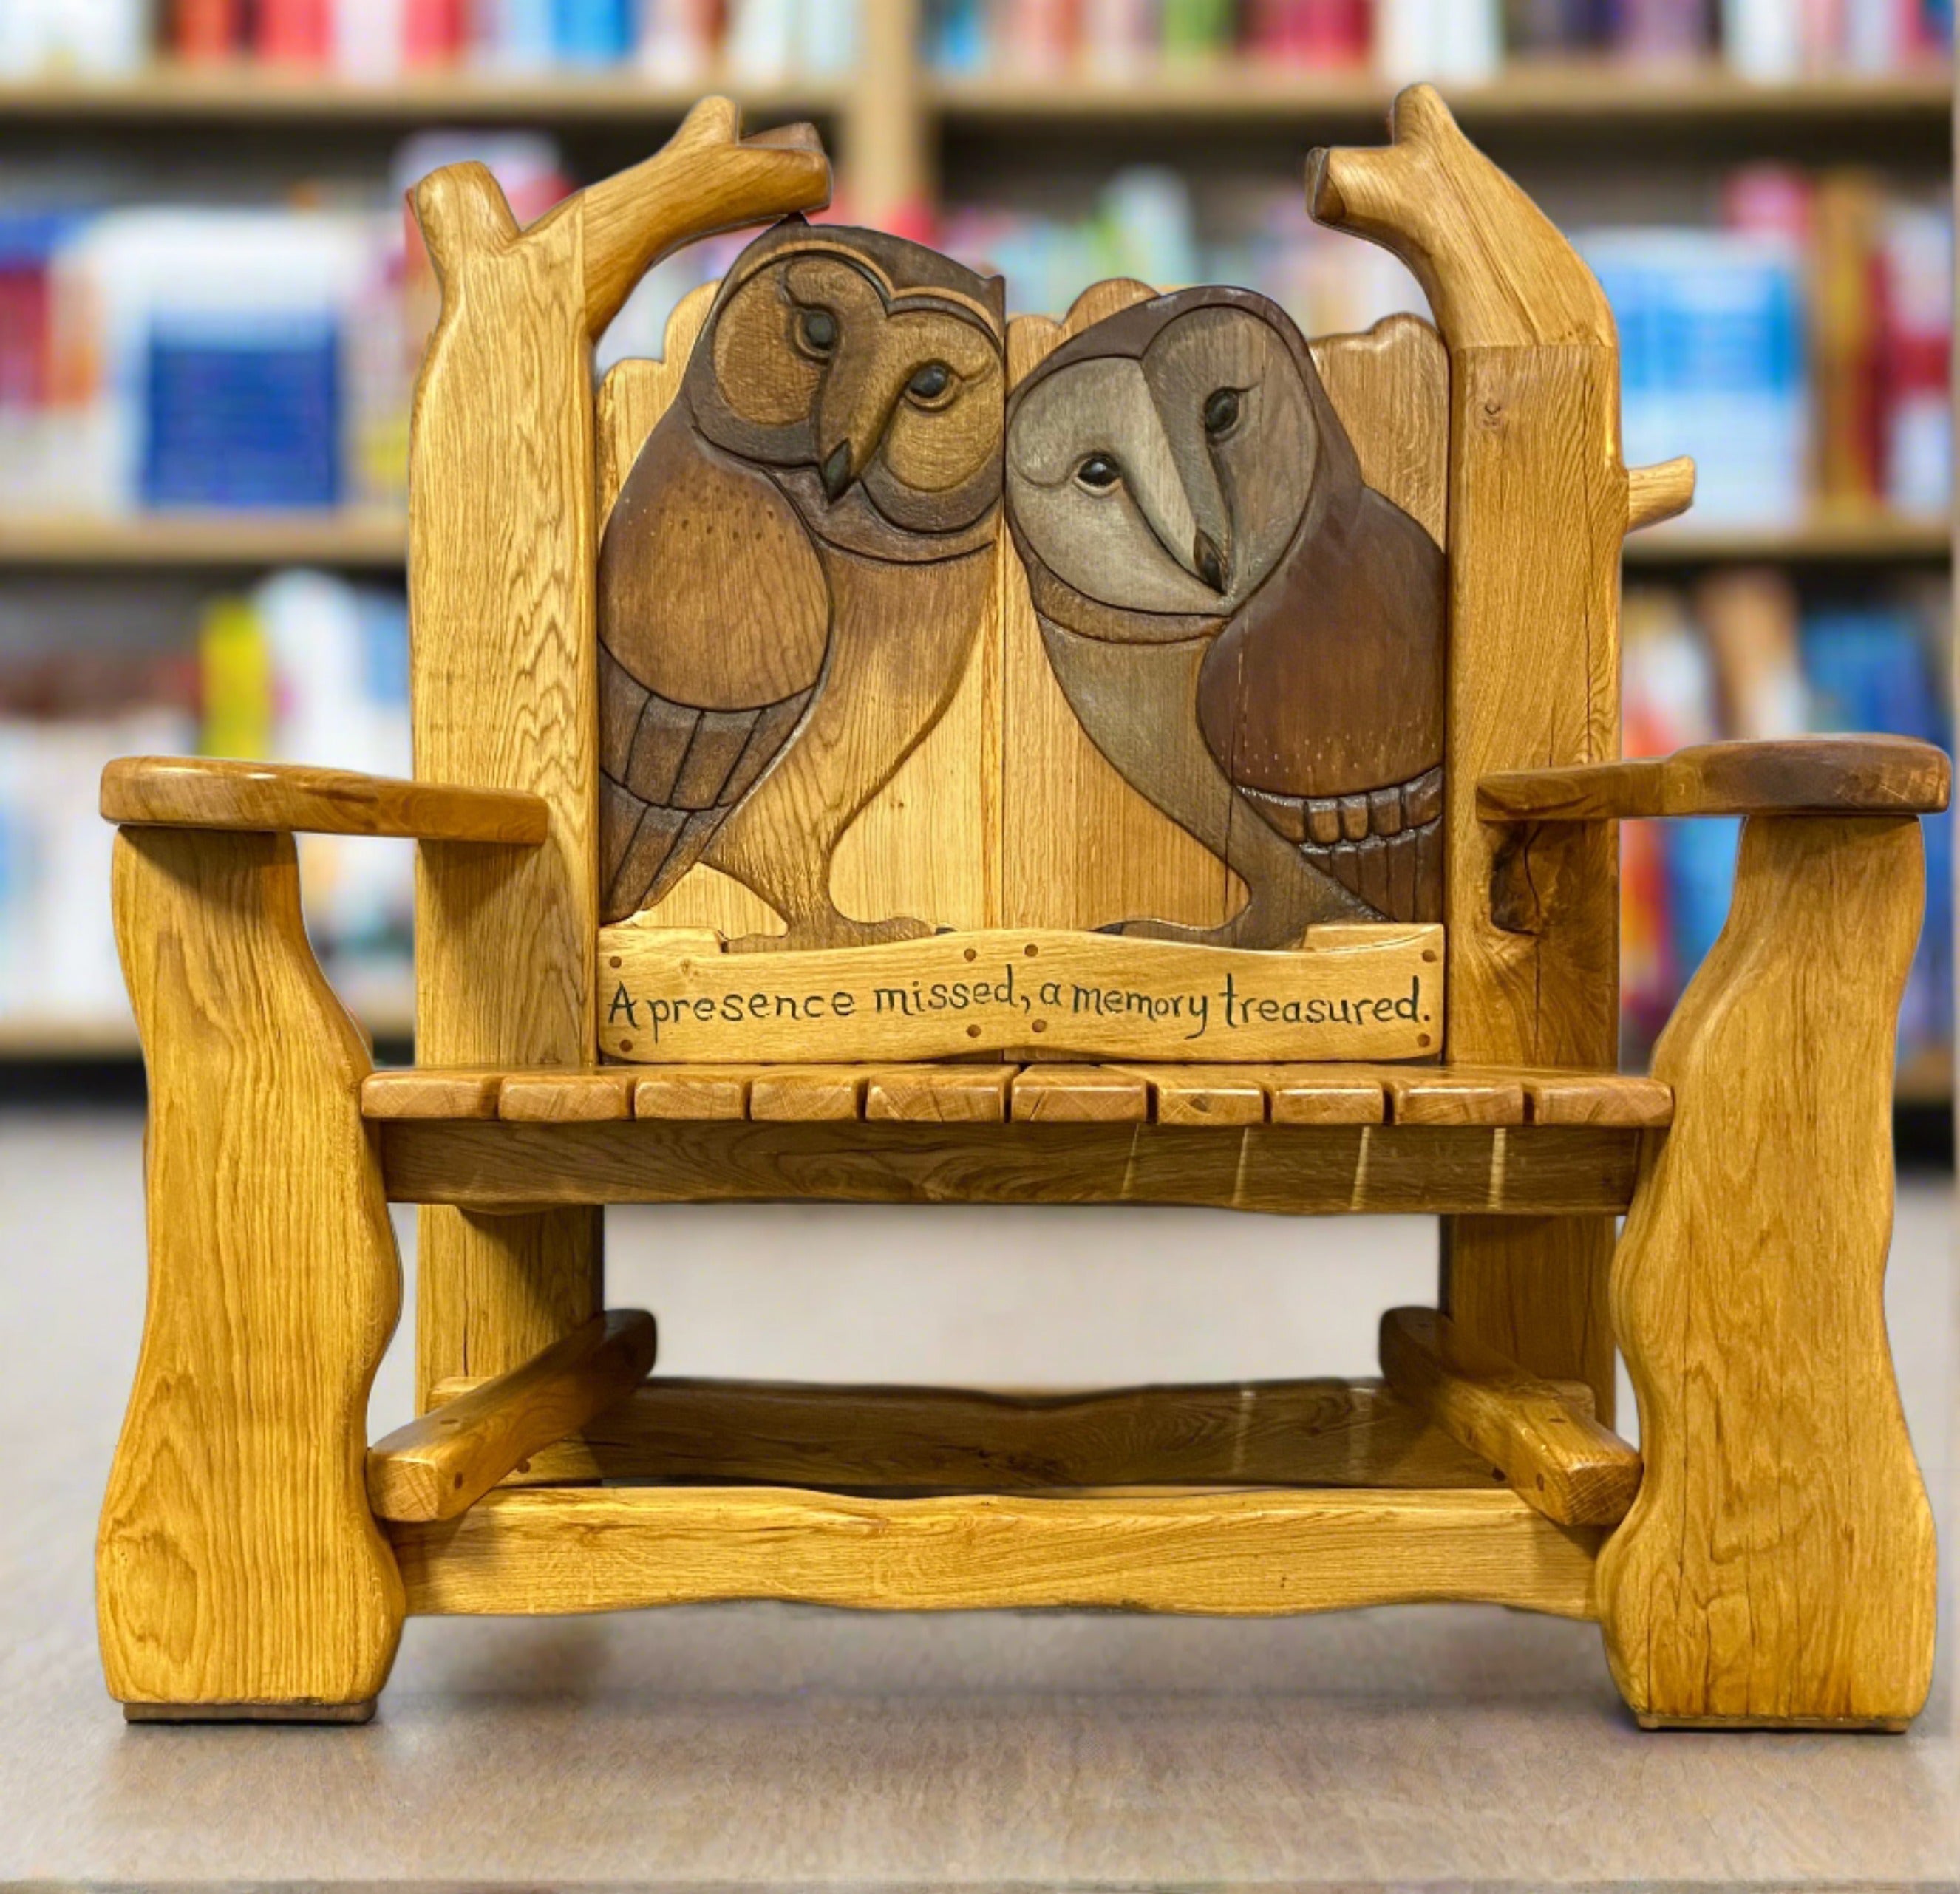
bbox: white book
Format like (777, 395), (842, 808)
(1723, 0), (1805, 78)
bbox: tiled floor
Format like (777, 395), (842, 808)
(3, 1109), (1953, 1890)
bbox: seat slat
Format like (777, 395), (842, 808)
(361, 1063), (1670, 1130)
(1009, 1065), (1151, 1123)
(497, 1069), (637, 1123)
(865, 1065), (1015, 1123)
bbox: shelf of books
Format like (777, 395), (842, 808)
(0, 0), (1950, 1110)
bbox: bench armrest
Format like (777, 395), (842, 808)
(1477, 736), (1950, 824)
(101, 757), (549, 844)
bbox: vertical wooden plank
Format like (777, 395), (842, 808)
(101, 828), (404, 1714)
(1310, 84), (1626, 1414)
(406, 105), (829, 1401)
(1599, 815), (1936, 1727)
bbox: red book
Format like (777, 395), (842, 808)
(255, 0), (331, 64)
(174, 0), (245, 59)
(404, 0), (466, 64)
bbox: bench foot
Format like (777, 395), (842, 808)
(1599, 815), (1937, 1730)
(1635, 1712), (1910, 1734)
(123, 1700), (378, 1726)
(99, 829), (405, 1716)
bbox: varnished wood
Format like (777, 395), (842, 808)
(630, 1064), (761, 1120)
(1624, 455), (1696, 531)
(1308, 313), (1448, 543)
(494, 1069), (638, 1123)
(1478, 736), (1953, 822)
(391, 1484), (1602, 1620)
(366, 1310), (657, 1524)
(423, 1373), (1502, 1493)
(101, 757), (548, 843)
(1004, 285), (1446, 939)
(356, 1060), (1670, 1134)
(864, 1065), (1015, 1122)
(377, 1118), (1643, 1216)
(1312, 84), (1624, 1419)
(408, 103), (827, 1405)
(596, 289), (1002, 953)
(1378, 1308), (1640, 1526)
(597, 924), (1441, 1063)
(362, 1069), (503, 1120)
(1009, 1063), (1151, 1122)
(1598, 816), (1937, 1727)
(100, 828), (404, 1713)
(598, 222), (1004, 944)
(747, 1066), (869, 1121)
(1118, 1066), (1268, 1125)
(123, 1700), (377, 1725)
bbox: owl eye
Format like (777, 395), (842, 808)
(905, 361), (956, 407)
(1203, 387), (1242, 436)
(1075, 453), (1121, 493)
(794, 307), (840, 358)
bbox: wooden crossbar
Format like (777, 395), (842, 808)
(422, 1373), (1505, 1493)
(376, 1118), (1642, 1215)
(388, 1484), (1603, 1620)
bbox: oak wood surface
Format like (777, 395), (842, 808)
(1624, 454), (1696, 531)
(390, 1484), (1602, 1619)
(1378, 1307), (1640, 1526)
(360, 1060), (1670, 1132)
(101, 757), (548, 842)
(421, 1372), (1501, 1493)
(596, 924), (1441, 1063)
(864, 1065), (1015, 1122)
(407, 102), (828, 1405)
(1597, 815), (1938, 1726)
(366, 1310), (657, 1523)
(376, 1118), (1644, 1215)
(596, 288), (1003, 950)
(1477, 735), (1953, 822)
(100, 828), (404, 1711)
(1311, 84), (1625, 1418)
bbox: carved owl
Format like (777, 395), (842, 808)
(599, 219), (1005, 947)
(1004, 285), (1446, 945)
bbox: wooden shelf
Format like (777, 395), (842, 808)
(0, 62), (845, 124)
(930, 63), (1951, 126)
(1624, 514), (1951, 565)
(1, 508), (1944, 572)
(0, 61), (1943, 130)
(0, 510), (406, 568)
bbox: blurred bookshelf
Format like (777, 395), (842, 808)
(0, 0), (1952, 1127)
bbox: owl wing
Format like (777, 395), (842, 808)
(598, 413), (831, 924)
(1198, 483), (1446, 924)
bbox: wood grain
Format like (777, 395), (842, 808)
(1309, 312), (1448, 543)
(422, 1373), (1501, 1493)
(1378, 1307), (1640, 1526)
(366, 1310), (656, 1523)
(99, 827), (404, 1713)
(1311, 84), (1625, 1417)
(1478, 735), (1953, 822)
(407, 103), (828, 1405)
(1597, 815), (1937, 1727)
(596, 924), (1441, 1063)
(1009, 1063), (1151, 1122)
(391, 1484), (1602, 1619)
(377, 1119), (1644, 1216)
(864, 1065), (1015, 1122)
(594, 282), (1002, 950)
(1624, 454), (1696, 531)
(101, 757), (548, 842)
(630, 1064), (763, 1120)
(494, 1069), (638, 1123)
(362, 1069), (504, 1120)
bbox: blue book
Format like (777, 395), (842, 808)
(554, 0), (631, 64)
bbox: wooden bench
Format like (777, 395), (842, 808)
(95, 88), (1947, 1734)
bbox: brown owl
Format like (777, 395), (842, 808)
(1004, 285), (1445, 946)
(599, 220), (1005, 947)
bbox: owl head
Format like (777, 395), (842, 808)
(687, 219), (1006, 557)
(1004, 285), (1363, 635)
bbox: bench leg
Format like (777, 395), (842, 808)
(100, 828), (404, 1721)
(1597, 814), (1936, 1729)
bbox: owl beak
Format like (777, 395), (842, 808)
(1193, 531), (1228, 595)
(820, 440), (855, 502)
